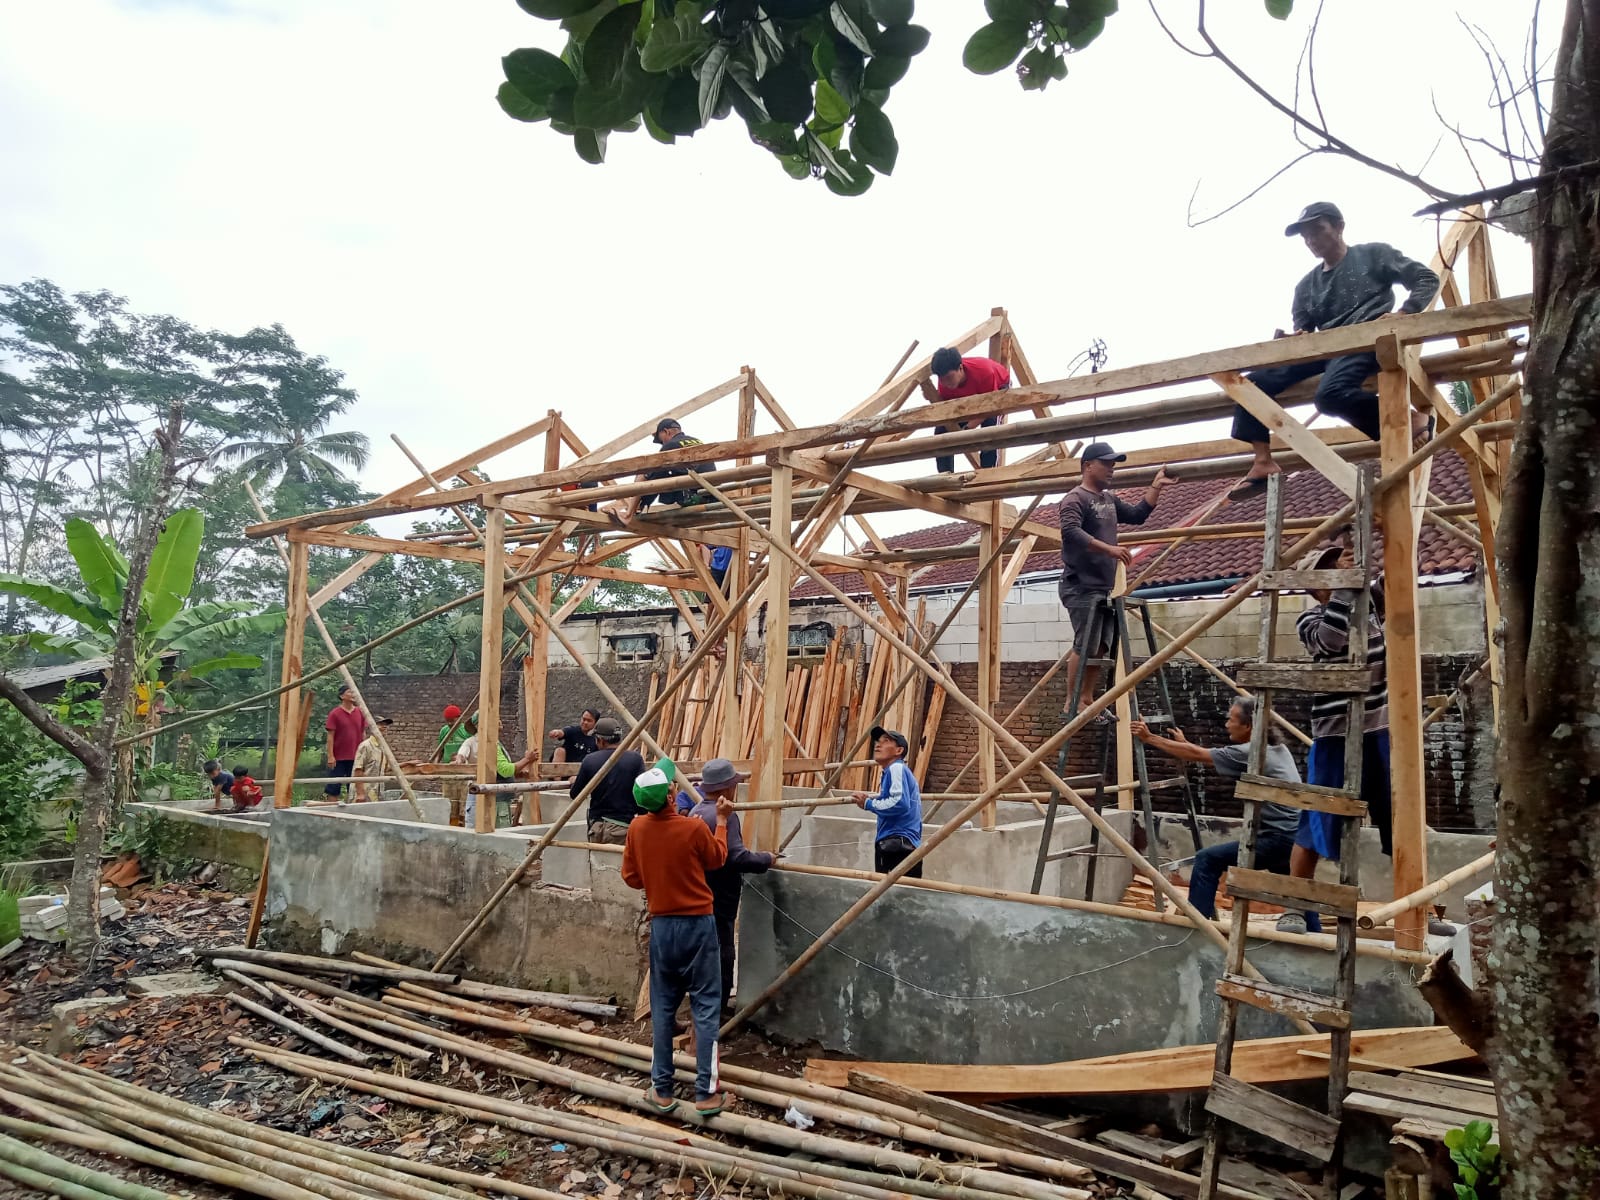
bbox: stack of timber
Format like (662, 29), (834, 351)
(649, 625), (944, 789)
(156, 947), (1349, 1200)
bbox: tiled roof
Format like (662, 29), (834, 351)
(791, 451), (1480, 600)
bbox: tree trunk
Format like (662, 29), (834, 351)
(1489, 2), (1600, 1194)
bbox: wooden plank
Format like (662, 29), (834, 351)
(475, 506), (508, 834)
(1205, 1074), (1339, 1163)
(1216, 972), (1350, 1029)
(1096, 1130), (1175, 1163)
(1226, 867), (1359, 918)
(1257, 569), (1368, 592)
(273, 540), (310, 809)
(846, 1072), (1100, 1160)
(571, 373), (745, 466)
(1345, 1090), (1493, 1130)
(1234, 663), (1374, 693)
(1161, 1137), (1206, 1170)
(748, 463), (793, 852)
(1347, 1072), (1499, 1119)
(1213, 371), (1360, 499)
(1234, 775), (1367, 818)
(803, 1026), (1474, 1096)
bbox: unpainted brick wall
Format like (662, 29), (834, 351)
(922, 652), (1494, 833)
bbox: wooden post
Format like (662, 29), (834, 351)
(523, 415), (560, 778)
(988, 308), (1007, 469)
(720, 529), (746, 752)
(749, 461), (793, 850)
(977, 502), (1001, 829)
(737, 366), (756, 468)
(273, 540), (310, 809)
(1112, 563), (1135, 812)
(1376, 335), (1429, 951)
(476, 504), (508, 834)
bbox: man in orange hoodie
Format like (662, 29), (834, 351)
(621, 759), (733, 1116)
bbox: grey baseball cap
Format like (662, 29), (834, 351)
(701, 758), (742, 789)
(1285, 201), (1343, 236)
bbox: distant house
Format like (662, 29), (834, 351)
(9, 653), (177, 705)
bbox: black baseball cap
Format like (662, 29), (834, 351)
(1081, 441), (1126, 463)
(870, 726), (909, 754)
(1285, 202), (1343, 236)
(652, 419), (681, 443)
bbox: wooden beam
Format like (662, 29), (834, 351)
(842, 314), (1007, 420)
(309, 552), (383, 611)
(748, 464), (793, 852)
(977, 502), (1001, 828)
(273, 540), (310, 809)
(1213, 371), (1360, 498)
(475, 506), (509, 833)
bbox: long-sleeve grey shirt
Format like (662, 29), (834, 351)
(1058, 484), (1154, 596)
(1291, 242), (1440, 333)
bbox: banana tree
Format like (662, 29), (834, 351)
(0, 510), (282, 691)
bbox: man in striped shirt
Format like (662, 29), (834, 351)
(1282, 544), (1391, 933)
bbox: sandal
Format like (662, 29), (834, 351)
(643, 1091), (678, 1114)
(1225, 476), (1271, 503)
(693, 1093), (730, 1117)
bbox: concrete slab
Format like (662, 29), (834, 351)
(49, 994), (127, 1052)
(126, 971), (224, 999)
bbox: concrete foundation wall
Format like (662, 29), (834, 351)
(123, 800), (268, 871)
(739, 870), (1432, 1066)
(263, 807), (645, 998)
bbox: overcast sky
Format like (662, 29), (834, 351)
(0, 0), (1548, 539)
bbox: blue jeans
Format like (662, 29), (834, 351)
(1187, 830), (1295, 918)
(649, 914), (722, 1099)
(1230, 351), (1382, 443)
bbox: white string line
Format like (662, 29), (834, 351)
(745, 884), (1196, 1001)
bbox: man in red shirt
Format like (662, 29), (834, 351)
(323, 685), (365, 798)
(622, 759), (733, 1116)
(919, 346), (1012, 474)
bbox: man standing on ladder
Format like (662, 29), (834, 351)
(1057, 444), (1175, 723)
(1284, 542), (1393, 934)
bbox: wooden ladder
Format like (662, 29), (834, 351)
(1197, 468), (1376, 1200)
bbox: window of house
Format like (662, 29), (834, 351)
(608, 633), (658, 663)
(787, 621), (834, 660)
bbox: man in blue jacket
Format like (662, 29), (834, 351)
(850, 727), (924, 877)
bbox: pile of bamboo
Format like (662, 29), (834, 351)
(648, 623), (947, 790)
(153, 949), (1128, 1200)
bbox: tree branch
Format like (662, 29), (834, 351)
(1418, 946), (1494, 1057)
(1187, 148), (1325, 227)
(0, 671), (108, 774)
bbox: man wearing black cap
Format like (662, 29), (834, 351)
(1227, 203), (1440, 501)
(918, 346), (1012, 474)
(570, 717), (647, 844)
(601, 418), (717, 523)
(1058, 445), (1175, 721)
(850, 727), (925, 876)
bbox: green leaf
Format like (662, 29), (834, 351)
(830, 0), (875, 54)
(755, 54), (812, 122)
(181, 653), (262, 678)
(574, 128), (609, 162)
(822, 148), (873, 195)
(812, 35), (836, 79)
(749, 120), (803, 154)
(863, 54), (910, 88)
(698, 41), (731, 126)
(1264, 0), (1293, 17)
(517, 0), (605, 16)
(867, 0), (913, 23)
(643, 108), (676, 143)
(849, 98), (897, 173)
(873, 23), (928, 56)
(0, 574), (112, 631)
(963, 21), (1029, 73)
(761, 0), (832, 15)
(828, 37), (865, 104)
(503, 48), (579, 102)
(562, 0), (620, 38)
(1018, 45), (1051, 89)
(164, 610), (285, 652)
(985, 0), (1040, 21)
(640, 5), (711, 71)
(1062, 6), (1106, 49)
(813, 77), (850, 124)
(650, 74), (703, 133)
(143, 509), (203, 634)
(778, 153), (812, 179)
(583, 4), (641, 86)
(498, 80), (551, 121)
(64, 518), (121, 613)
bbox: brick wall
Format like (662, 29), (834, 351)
(923, 652), (1494, 833)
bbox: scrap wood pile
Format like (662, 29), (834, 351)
(30, 944), (1297, 1200)
(650, 621), (944, 790)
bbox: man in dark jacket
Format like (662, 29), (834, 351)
(602, 418), (717, 524)
(571, 717), (646, 845)
(1228, 202), (1440, 501)
(686, 757), (775, 1018)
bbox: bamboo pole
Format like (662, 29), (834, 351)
(224, 990), (371, 1063)
(198, 947), (460, 985)
(1358, 851), (1495, 930)
(695, 468), (1361, 1035)
(0, 1133), (174, 1200)
(252, 976), (434, 1061)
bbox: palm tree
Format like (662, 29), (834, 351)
(214, 333), (370, 486)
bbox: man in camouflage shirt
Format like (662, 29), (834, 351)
(1227, 203), (1440, 501)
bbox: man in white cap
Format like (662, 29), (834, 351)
(1227, 202), (1439, 501)
(621, 758), (734, 1116)
(687, 758), (776, 1018)
(1058, 444), (1175, 721)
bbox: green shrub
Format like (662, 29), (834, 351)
(0, 703), (79, 862)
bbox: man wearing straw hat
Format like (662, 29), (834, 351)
(688, 758), (777, 1018)
(622, 758), (734, 1117)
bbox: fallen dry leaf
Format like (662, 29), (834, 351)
(198, 1061), (222, 1074)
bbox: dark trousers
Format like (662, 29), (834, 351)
(710, 886), (740, 1016)
(874, 835), (923, 877)
(1187, 830), (1295, 918)
(934, 416), (1000, 474)
(648, 914), (721, 1099)
(1229, 351), (1382, 444)
(323, 758), (354, 797)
